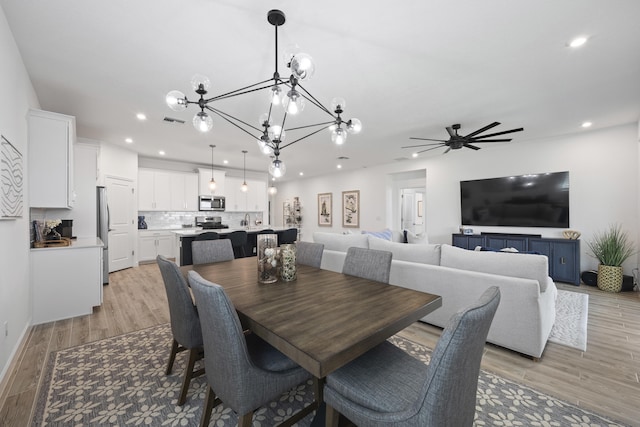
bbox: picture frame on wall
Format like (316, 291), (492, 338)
(342, 190), (360, 228)
(1, 135), (23, 219)
(318, 193), (332, 226)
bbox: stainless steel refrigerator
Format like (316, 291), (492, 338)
(97, 186), (109, 284)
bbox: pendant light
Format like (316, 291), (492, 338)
(241, 150), (248, 192)
(208, 144), (216, 191)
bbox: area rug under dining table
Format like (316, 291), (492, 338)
(32, 322), (626, 426)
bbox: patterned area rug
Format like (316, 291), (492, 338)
(33, 324), (626, 426)
(548, 289), (589, 351)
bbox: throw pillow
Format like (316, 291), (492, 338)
(405, 229), (429, 244)
(361, 229), (393, 241)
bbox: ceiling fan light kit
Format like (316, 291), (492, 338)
(166, 9), (361, 177)
(405, 122), (524, 154)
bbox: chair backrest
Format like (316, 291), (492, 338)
(187, 271), (265, 413)
(195, 232), (220, 241)
(257, 229), (275, 234)
(278, 228), (298, 244)
(192, 239), (235, 265)
(227, 231), (248, 258)
(417, 286), (500, 426)
(156, 255), (203, 349)
(342, 247), (393, 283)
(296, 241), (324, 268)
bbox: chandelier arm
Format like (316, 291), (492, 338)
(296, 83), (335, 117)
(285, 120), (336, 132)
(205, 78), (276, 102)
(279, 123), (334, 150)
(205, 107), (262, 139)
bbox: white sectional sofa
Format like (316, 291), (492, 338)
(312, 232), (557, 358)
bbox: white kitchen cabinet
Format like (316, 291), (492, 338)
(138, 169), (171, 211)
(198, 168), (226, 196)
(170, 172), (198, 211)
(138, 230), (175, 263)
(225, 177), (267, 212)
(224, 176), (245, 211)
(246, 179), (267, 212)
(28, 109), (76, 208)
(31, 239), (103, 324)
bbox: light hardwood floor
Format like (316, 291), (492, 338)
(0, 263), (638, 426)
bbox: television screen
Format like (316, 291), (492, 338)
(460, 172), (569, 228)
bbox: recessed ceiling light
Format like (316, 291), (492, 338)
(223, 159), (229, 164)
(582, 121), (592, 128)
(299, 172), (304, 176)
(159, 150), (165, 156)
(125, 137), (133, 144)
(568, 36), (587, 48)
(136, 113), (147, 120)
(337, 164), (342, 169)
(412, 152), (418, 158)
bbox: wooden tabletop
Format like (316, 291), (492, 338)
(184, 257), (442, 378)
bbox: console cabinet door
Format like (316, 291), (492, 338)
(529, 239), (580, 285)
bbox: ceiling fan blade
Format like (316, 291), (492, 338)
(445, 126), (457, 138)
(443, 147), (452, 154)
(467, 138), (512, 143)
(408, 137), (448, 142)
(472, 127), (523, 139)
(416, 144), (447, 153)
(463, 122), (500, 138)
(402, 142), (445, 148)
(464, 143), (481, 150)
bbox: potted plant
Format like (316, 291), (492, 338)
(587, 224), (636, 292)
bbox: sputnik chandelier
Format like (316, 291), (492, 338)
(165, 9), (362, 178)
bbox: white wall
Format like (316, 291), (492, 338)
(0, 5), (40, 384)
(276, 123), (639, 276)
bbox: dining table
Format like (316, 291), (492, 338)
(182, 256), (442, 425)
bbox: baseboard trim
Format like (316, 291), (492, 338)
(0, 321), (33, 412)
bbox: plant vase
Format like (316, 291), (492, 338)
(597, 264), (623, 293)
(257, 234), (279, 284)
(280, 244), (297, 282)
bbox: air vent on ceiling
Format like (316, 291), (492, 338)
(336, 156), (350, 160)
(163, 116), (185, 124)
(394, 157), (410, 161)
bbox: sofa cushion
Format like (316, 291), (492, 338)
(440, 244), (549, 292)
(361, 228), (393, 241)
(312, 232), (369, 252)
(368, 237), (441, 265)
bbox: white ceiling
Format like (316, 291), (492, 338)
(2, 0), (640, 179)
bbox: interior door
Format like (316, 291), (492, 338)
(106, 176), (134, 272)
(401, 191), (415, 233)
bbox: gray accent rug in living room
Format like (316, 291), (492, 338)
(32, 324), (625, 426)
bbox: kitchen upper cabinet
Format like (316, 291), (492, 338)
(198, 168), (226, 196)
(170, 172), (198, 211)
(246, 179), (267, 212)
(138, 230), (175, 263)
(224, 176), (245, 212)
(28, 109), (76, 208)
(138, 169), (171, 211)
(225, 177), (267, 212)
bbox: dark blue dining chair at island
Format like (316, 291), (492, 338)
(227, 230), (248, 258)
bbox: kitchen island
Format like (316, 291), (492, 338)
(172, 227), (293, 266)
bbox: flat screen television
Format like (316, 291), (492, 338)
(460, 171), (569, 228)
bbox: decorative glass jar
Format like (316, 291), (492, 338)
(257, 234), (279, 284)
(280, 243), (297, 282)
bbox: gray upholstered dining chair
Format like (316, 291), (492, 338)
(342, 247), (393, 283)
(156, 255), (205, 406)
(191, 239), (235, 265)
(296, 241), (324, 268)
(324, 286), (501, 427)
(187, 270), (315, 427)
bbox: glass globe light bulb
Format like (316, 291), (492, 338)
(268, 185), (278, 196)
(241, 182), (248, 192)
(256, 138), (274, 156)
(331, 97), (346, 112)
(269, 159), (286, 178)
(209, 178), (216, 191)
(190, 74), (211, 92)
(193, 112), (213, 132)
(269, 85), (283, 106)
(284, 90), (305, 115)
(290, 53), (315, 81)
(166, 90), (187, 111)
(268, 125), (286, 142)
(331, 127), (348, 145)
(347, 118), (362, 134)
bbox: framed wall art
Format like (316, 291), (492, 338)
(1, 135), (23, 219)
(318, 193), (332, 226)
(342, 190), (360, 228)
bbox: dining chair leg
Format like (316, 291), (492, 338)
(178, 347), (199, 405)
(165, 339), (179, 375)
(199, 386), (219, 427)
(325, 403), (340, 427)
(238, 411), (254, 427)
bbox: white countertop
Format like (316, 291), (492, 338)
(31, 237), (104, 251)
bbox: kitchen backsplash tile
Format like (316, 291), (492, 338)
(139, 211), (263, 229)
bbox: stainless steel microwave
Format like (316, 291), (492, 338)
(199, 195), (225, 211)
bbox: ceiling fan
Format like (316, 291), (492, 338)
(404, 122), (524, 154)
